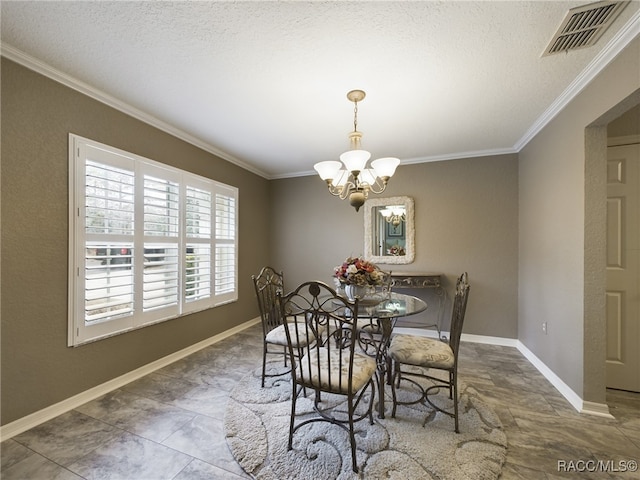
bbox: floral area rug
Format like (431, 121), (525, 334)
(224, 361), (507, 479)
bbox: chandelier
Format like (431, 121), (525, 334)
(380, 205), (406, 227)
(314, 90), (400, 212)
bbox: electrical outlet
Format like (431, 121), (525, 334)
(542, 322), (548, 334)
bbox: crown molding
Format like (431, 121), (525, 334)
(3, 6), (638, 182)
(0, 43), (270, 179)
(514, 10), (640, 152)
(401, 147), (519, 165)
(280, 147), (519, 179)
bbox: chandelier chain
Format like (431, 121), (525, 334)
(353, 100), (359, 133)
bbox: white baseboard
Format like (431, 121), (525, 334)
(460, 332), (519, 347)
(2, 319), (613, 441)
(515, 341), (613, 418)
(582, 401), (615, 418)
(0, 318), (261, 442)
(393, 328), (612, 418)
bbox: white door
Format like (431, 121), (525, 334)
(606, 143), (640, 392)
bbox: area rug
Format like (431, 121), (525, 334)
(224, 362), (507, 480)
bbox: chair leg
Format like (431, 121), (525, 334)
(395, 360), (402, 388)
(348, 399), (359, 473)
(261, 343), (267, 388)
(390, 363), (400, 418)
(453, 371), (459, 433)
(288, 382), (298, 450)
(368, 380), (375, 425)
(386, 357), (393, 385)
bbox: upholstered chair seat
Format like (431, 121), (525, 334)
(265, 320), (316, 347)
(297, 347), (377, 394)
(389, 335), (454, 369)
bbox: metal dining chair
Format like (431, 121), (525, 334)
(388, 272), (470, 432)
(252, 266), (315, 387)
(278, 281), (377, 473)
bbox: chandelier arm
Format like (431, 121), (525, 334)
(338, 179), (358, 200)
(326, 180), (359, 200)
(361, 176), (387, 195)
(326, 185), (342, 197)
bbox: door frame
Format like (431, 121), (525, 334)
(605, 140), (640, 391)
(584, 90), (640, 411)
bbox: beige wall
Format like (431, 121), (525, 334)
(608, 104), (640, 138)
(270, 154), (519, 338)
(1, 58), (271, 425)
(3, 35), (637, 428)
(518, 37), (640, 401)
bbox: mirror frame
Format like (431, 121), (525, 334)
(364, 195), (415, 264)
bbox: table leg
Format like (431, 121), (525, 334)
(375, 316), (397, 419)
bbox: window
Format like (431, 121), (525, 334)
(68, 134), (238, 345)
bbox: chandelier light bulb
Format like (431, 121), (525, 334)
(340, 149), (371, 172)
(314, 161), (342, 181)
(371, 157), (400, 179)
(359, 169), (378, 186)
(333, 169), (350, 188)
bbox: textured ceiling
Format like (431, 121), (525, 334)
(2, 1), (639, 179)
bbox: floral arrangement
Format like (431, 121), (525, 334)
(333, 256), (384, 286)
(388, 245), (406, 256)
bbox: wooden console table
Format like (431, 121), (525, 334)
(390, 272), (446, 336)
(390, 272), (442, 290)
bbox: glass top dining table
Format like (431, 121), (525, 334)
(351, 292), (427, 418)
(356, 291), (427, 319)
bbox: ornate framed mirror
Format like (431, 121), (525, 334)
(364, 196), (415, 264)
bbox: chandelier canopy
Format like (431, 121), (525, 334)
(314, 90), (400, 212)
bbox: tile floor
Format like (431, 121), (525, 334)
(1, 323), (639, 479)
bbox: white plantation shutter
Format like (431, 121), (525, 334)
(85, 161), (135, 237)
(69, 135), (238, 345)
(84, 158), (135, 324)
(143, 175), (179, 236)
(141, 167), (180, 320)
(185, 244), (211, 301)
(78, 145), (136, 341)
(184, 183), (213, 312)
(214, 186), (238, 304)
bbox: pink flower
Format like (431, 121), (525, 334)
(333, 256), (383, 286)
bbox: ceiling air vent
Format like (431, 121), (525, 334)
(542, 1), (628, 56)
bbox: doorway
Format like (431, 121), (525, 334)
(606, 140), (640, 392)
(584, 90), (640, 412)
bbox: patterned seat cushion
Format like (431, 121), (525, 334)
(265, 320), (315, 347)
(389, 334), (454, 369)
(297, 347), (377, 394)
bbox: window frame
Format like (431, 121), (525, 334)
(68, 134), (238, 346)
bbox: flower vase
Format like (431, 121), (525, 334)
(344, 284), (369, 301)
